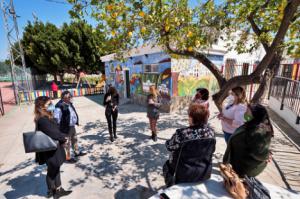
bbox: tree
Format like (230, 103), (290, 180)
(22, 21), (69, 81)
(68, 0), (300, 109)
(0, 61), (10, 75)
(61, 21), (106, 75)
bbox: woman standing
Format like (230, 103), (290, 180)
(34, 96), (71, 198)
(218, 86), (247, 143)
(223, 104), (273, 177)
(103, 86), (119, 142)
(147, 85), (161, 142)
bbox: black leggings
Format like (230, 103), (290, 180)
(105, 109), (118, 133)
(46, 162), (61, 191)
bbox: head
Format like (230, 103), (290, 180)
(34, 96), (54, 122)
(196, 88), (209, 101)
(108, 86), (117, 96)
(244, 104), (274, 135)
(149, 85), (158, 96)
(188, 103), (209, 126)
(61, 91), (72, 104)
(231, 86), (246, 104)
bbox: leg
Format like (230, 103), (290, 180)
(152, 119), (158, 141)
(106, 111), (113, 142)
(69, 126), (78, 155)
(112, 110), (118, 139)
(46, 162), (60, 193)
(64, 135), (72, 161)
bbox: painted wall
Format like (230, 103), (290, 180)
(171, 54), (223, 97)
(104, 52), (172, 103)
(105, 52), (224, 102)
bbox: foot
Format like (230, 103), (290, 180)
(110, 136), (114, 142)
(152, 135), (157, 142)
(46, 190), (53, 198)
(74, 151), (87, 157)
(65, 158), (77, 163)
(55, 188), (72, 198)
(113, 134), (118, 139)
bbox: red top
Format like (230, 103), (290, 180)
(51, 82), (58, 91)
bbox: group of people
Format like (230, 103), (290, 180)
(162, 86), (273, 187)
(33, 84), (273, 198)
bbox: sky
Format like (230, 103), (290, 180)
(0, 0), (215, 61)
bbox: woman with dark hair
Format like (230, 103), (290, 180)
(103, 86), (119, 142)
(163, 103), (216, 187)
(223, 104), (274, 177)
(218, 86), (247, 143)
(192, 88), (209, 109)
(34, 96), (72, 198)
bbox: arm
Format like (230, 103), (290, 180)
(103, 94), (109, 106)
(221, 105), (246, 127)
(53, 108), (62, 124)
(165, 129), (181, 151)
(37, 117), (66, 142)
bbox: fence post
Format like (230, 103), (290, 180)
(0, 88), (4, 115)
(268, 77), (273, 100)
(297, 116), (300, 125)
(280, 79), (288, 110)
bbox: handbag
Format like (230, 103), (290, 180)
(244, 176), (271, 199)
(23, 130), (58, 153)
(219, 163), (248, 199)
(163, 143), (185, 187)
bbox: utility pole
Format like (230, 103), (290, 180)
(1, 0), (32, 104)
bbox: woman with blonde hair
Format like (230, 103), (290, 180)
(147, 85), (161, 141)
(34, 96), (71, 198)
(218, 86), (247, 143)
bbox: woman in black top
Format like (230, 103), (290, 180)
(103, 86), (119, 142)
(34, 96), (72, 198)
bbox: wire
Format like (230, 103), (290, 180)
(44, 0), (68, 5)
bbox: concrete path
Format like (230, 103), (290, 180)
(0, 95), (298, 198)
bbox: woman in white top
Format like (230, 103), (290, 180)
(218, 86), (247, 143)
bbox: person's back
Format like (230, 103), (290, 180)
(164, 104), (215, 186)
(170, 128), (216, 184)
(223, 104), (273, 177)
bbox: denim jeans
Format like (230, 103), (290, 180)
(223, 131), (232, 144)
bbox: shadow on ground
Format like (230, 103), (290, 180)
(1, 159), (47, 198)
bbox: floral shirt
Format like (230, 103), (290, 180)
(166, 124), (215, 152)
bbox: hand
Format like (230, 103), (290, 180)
(217, 113), (223, 119)
(266, 151), (273, 163)
(106, 96), (111, 102)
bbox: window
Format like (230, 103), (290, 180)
(143, 64), (159, 73)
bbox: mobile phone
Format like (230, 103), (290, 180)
(160, 193), (170, 199)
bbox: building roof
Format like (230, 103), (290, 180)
(100, 45), (227, 62)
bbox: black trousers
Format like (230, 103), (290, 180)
(46, 162), (61, 191)
(105, 109), (118, 134)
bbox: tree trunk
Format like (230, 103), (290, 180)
(251, 54), (282, 104)
(59, 73), (64, 85)
(54, 73), (58, 82)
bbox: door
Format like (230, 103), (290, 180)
(125, 70), (130, 98)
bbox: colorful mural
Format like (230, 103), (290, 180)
(104, 49), (223, 101)
(172, 58), (221, 96)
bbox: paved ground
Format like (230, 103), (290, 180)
(0, 95), (299, 198)
(0, 82), (16, 116)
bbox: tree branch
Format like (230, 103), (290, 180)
(165, 40), (226, 87)
(247, 0), (271, 51)
(251, 0), (300, 78)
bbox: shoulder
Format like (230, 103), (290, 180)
(235, 103), (247, 111)
(55, 100), (63, 108)
(37, 116), (51, 126)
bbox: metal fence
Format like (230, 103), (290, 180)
(269, 76), (300, 124)
(223, 60), (260, 101)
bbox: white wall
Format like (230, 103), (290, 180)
(269, 97), (300, 133)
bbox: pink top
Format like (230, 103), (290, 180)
(51, 83), (58, 91)
(221, 103), (247, 134)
